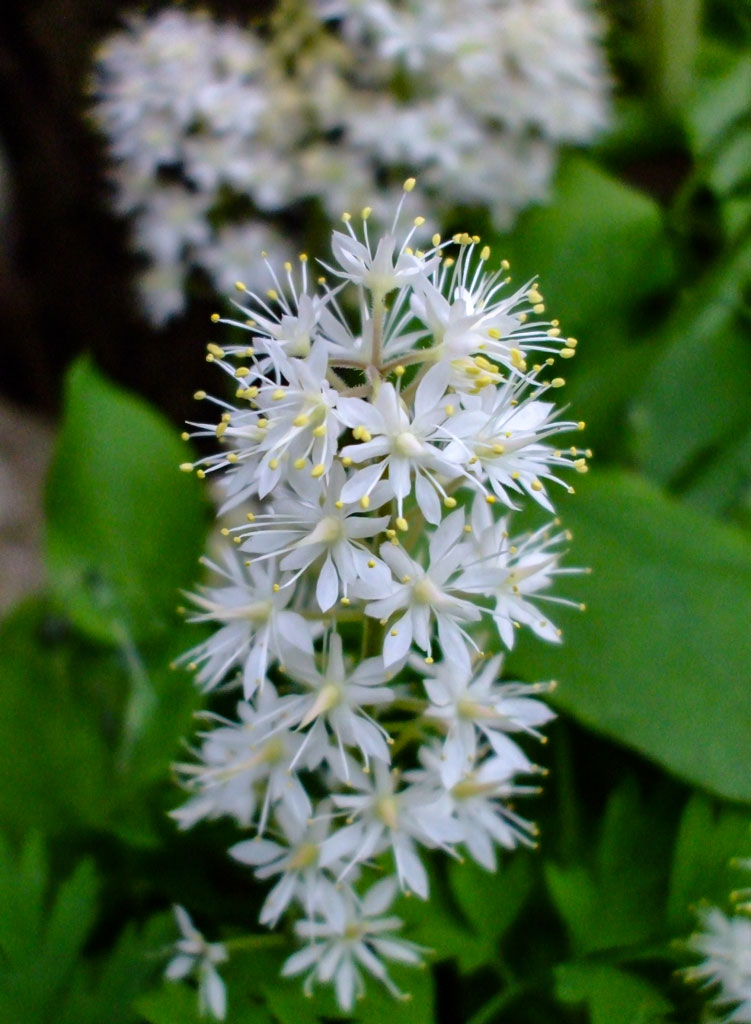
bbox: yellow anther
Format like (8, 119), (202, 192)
(533, 303), (545, 314)
(414, 216), (425, 226)
(311, 463), (325, 478)
(215, 422), (228, 438)
(227, 453), (238, 463)
(492, 443), (505, 455)
(220, 527), (230, 536)
(390, 629), (399, 637)
(243, 386), (259, 399)
(468, 456), (478, 465)
(273, 583), (280, 592)
(403, 177), (416, 192)
(342, 456), (353, 467)
(567, 337), (578, 347)
(510, 349), (527, 371)
(341, 211), (351, 222)
(272, 388), (285, 401)
(210, 313), (220, 323)
(246, 513), (255, 523)
(401, 575), (411, 583)
(312, 425), (327, 438)
(444, 496), (457, 508)
(444, 404), (455, 416)
(179, 462), (194, 473)
(266, 289), (279, 301)
(531, 480), (543, 492)
(341, 597), (351, 606)
(193, 390), (206, 400)
(444, 257), (455, 268)
(368, 560), (376, 568)
(284, 261), (292, 273)
(574, 459), (588, 473)
(424, 656), (434, 665)
(385, 529), (396, 539)
(464, 525), (472, 533)
(180, 431), (190, 441)
(487, 328), (501, 339)
(269, 458), (279, 470)
(548, 327), (561, 337)
(500, 259), (510, 270)
(578, 421), (586, 430)
(234, 281), (247, 292)
(360, 495), (370, 509)
(293, 413), (309, 428)
(196, 469), (206, 479)
(335, 500), (344, 509)
(299, 252), (308, 262)
(207, 343), (225, 358)
(361, 206), (372, 220)
(527, 287), (543, 304)
(293, 458), (306, 470)
(511, 471), (520, 480)
(396, 517), (408, 532)
(235, 366), (250, 377)
(257, 417), (268, 427)
(486, 495), (496, 504)
(551, 378), (565, 388)
(480, 245), (490, 261)
(560, 348), (576, 359)
(432, 233), (441, 246)
(394, 365), (406, 377)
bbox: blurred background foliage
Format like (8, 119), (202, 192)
(1, 0), (751, 1021)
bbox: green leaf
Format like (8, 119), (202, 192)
(555, 963), (672, 1024)
(506, 470), (751, 801)
(545, 781), (669, 957)
(0, 600), (201, 840)
(136, 984), (206, 1024)
(46, 356), (206, 644)
(0, 833), (99, 1021)
(629, 240), (751, 486)
(667, 794), (751, 931)
(496, 155), (674, 337)
(447, 855), (534, 973)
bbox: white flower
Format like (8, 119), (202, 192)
(355, 509), (480, 666)
(417, 649), (555, 787)
(459, 494), (580, 648)
(172, 688), (321, 832)
(282, 877), (423, 1010)
(282, 632), (396, 773)
(230, 804), (341, 926)
(687, 907), (751, 1022)
(178, 551), (314, 697)
(233, 464), (391, 611)
(337, 363), (466, 522)
(321, 760), (461, 897)
(166, 905), (228, 1020)
(407, 743), (541, 871)
(444, 374), (588, 511)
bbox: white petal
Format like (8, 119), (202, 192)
(316, 554), (339, 611)
(414, 471), (441, 525)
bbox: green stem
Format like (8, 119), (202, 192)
(223, 933), (287, 953)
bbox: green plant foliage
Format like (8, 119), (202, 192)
(46, 356), (207, 645)
(555, 963), (672, 1024)
(545, 781), (671, 957)
(0, 832), (169, 1023)
(508, 470), (751, 802)
(0, 599), (202, 843)
(667, 794), (751, 932)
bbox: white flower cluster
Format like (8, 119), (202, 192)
(170, 187), (586, 1014)
(686, 862), (751, 1023)
(90, 0), (610, 325)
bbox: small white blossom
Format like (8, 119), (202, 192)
(178, 551), (314, 697)
(166, 905), (228, 1020)
(282, 877), (424, 1010)
(687, 906), (751, 1023)
(417, 649), (555, 787)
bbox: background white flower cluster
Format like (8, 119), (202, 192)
(171, 188), (587, 1013)
(90, 0), (610, 325)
